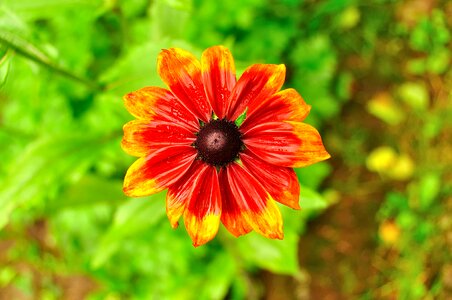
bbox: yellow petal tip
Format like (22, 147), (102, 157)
(185, 213), (220, 247)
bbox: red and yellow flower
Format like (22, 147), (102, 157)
(122, 46), (330, 246)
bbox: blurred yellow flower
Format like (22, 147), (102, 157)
(366, 146), (414, 180)
(379, 220), (400, 245)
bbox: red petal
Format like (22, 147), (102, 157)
(123, 87), (198, 132)
(121, 120), (196, 157)
(241, 150), (300, 209)
(166, 160), (205, 229)
(221, 163), (283, 239)
(240, 88), (311, 132)
(227, 64), (285, 121)
(243, 121), (330, 168)
(219, 168), (252, 237)
(158, 48), (211, 122)
(201, 46), (236, 119)
(184, 164), (221, 247)
(123, 145), (196, 197)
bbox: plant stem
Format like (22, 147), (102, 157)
(0, 31), (103, 91)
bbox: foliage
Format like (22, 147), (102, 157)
(1, 0), (450, 299)
(0, 0), (335, 298)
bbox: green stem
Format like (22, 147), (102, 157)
(0, 31), (103, 91)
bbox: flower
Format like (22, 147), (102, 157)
(122, 45), (330, 246)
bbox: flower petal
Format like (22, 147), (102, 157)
(243, 121), (330, 168)
(240, 88), (311, 132)
(123, 145), (196, 197)
(221, 163), (283, 239)
(121, 120), (196, 157)
(158, 48), (211, 122)
(241, 149), (300, 209)
(219, 168), (252, 237)
(166, 160), (205, 228)
(201, 46), (236, 119)
(184, 165), (221, 247)
(123, 86), (198, 132)
(227, 64), (286, 121)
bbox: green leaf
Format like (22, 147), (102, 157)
(398, 82), (429, 111)
(91, 192), (167, 268)
(236, 231), (300, 275)
(422, 114), (443, 139)
(0, 134), (107, 229)
(367, 93), (405, 125)
(279, 204), (307, 234)
(197, 251), (236, 300)
(337, 6), (360, 30)
(427, 48), (450, 74)
(150, 0), (192, 39)
(1, 0), (104, 21)
(397, 211), (417, 230)
(99, 42), (164, 95)
(0, 5), (30, 33)
(46, 175), (125, 213)
(0, 48), (11, 87)
(230, 276), (248, 300)
(0, 28), (99, 89)
(290, 35), (339, 121)
(299, 185), (329, 211)
(0, 267), (15, 286)
(295, 162), (332, 190)
(100, 39), (198, 95)
(0, 29), (51, 65)
(418, 173), (441, 211)
(2, 0), (98, 9)
(335, 71), (353, 101)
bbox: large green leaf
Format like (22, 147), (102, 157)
(0, 134), (108, 229)
(236, 231), (300, 275)
(299, 185), (329, 211)
(91, 192), (167, 268)
(46, 175), (125, 213)
(296, 162), (332, 190)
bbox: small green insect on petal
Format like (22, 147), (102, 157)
(234, 108), (247, 127)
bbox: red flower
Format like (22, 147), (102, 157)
(122, 46), (330, 246)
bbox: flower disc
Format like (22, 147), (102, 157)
(195, 119), (243, 167)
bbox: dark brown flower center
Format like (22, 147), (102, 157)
(194, 119), (243, 167)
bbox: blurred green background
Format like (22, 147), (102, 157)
(0, 0), (451, 299)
